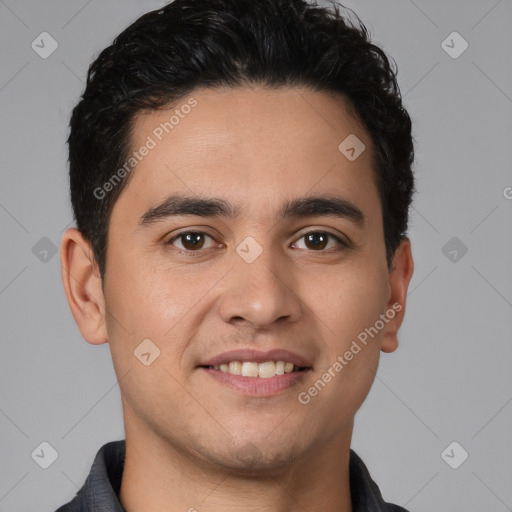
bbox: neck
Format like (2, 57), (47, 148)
(119, 419), (353, 512)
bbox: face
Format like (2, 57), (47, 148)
(65, 86), (413, 472)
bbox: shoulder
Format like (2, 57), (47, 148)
(349, 449), (410, 512)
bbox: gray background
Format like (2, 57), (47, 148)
(0, 0), (511, 510)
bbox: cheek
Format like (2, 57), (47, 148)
(103, 257), (200, 423)
(303, 260), (389, 348)
(104, 247), (233, 353)
(104, 248), (184, 336)
(309, 261), (388, 417)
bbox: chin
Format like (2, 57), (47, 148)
(201, 439), (301, 475)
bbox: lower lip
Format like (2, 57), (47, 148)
(199, 367), (309, 396)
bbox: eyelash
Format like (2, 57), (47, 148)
(165, 230), (349, 256)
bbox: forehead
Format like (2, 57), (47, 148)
(114, 86), (380, 225)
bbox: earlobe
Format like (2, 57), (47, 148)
(380, 237), (414, 353)
(60, 227), (108, 345)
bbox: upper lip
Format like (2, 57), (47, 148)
(199, 348), (313, 368)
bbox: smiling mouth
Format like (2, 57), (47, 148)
(200, 361), (310, 378)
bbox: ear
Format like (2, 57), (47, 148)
(380, 237), (414, 353)
(60, 227), (108, 345)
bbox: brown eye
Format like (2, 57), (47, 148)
(304, 232), (328, 250)
(294, 231), (346, 251)
(167, 232), (215, 251)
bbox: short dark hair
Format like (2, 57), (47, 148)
(68, 0), (415, 280)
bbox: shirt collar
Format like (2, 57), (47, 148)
(55, 440), (408, 512)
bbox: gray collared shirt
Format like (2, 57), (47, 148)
(54, 440), (409, 511)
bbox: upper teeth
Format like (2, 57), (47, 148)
(212, 361), (297, 378)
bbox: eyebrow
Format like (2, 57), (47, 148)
(138, 194), (366, 227)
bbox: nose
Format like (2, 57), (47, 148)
(218, 244), (303, 330)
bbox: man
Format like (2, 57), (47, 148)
(58, 0), (415, 510)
